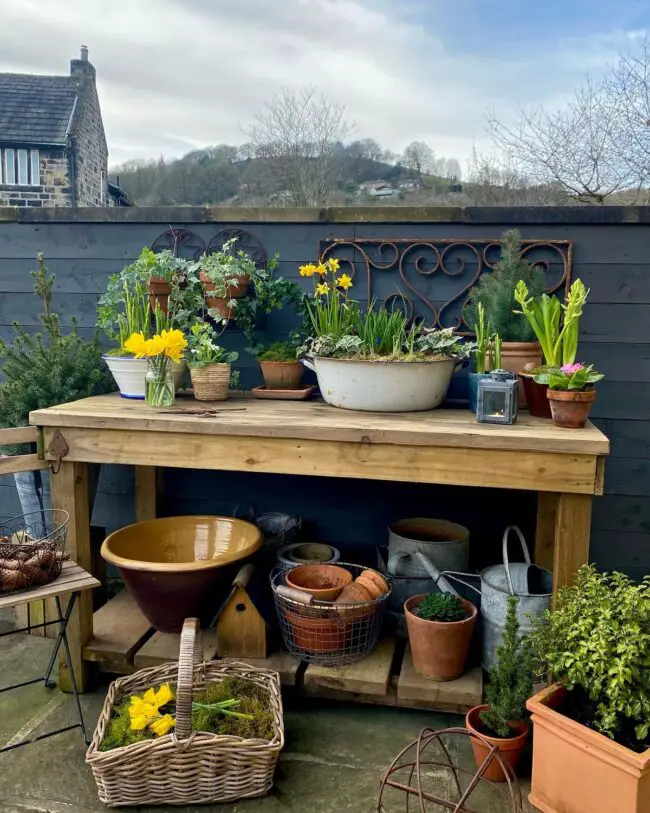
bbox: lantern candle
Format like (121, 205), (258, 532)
(476, 370), (518, 425)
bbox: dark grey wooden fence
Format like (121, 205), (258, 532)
(0, 206), (647, 578)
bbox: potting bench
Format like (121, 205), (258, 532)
(29, 394), (609, 692)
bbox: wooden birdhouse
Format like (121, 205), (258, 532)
(215, 563), (268, 658)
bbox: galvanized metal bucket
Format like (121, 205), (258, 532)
(445, 526), (552, 671)
(388, 518), (469, 579)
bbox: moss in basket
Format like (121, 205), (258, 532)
(414, 593), (467, 622)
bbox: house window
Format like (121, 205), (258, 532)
(0, 148), (40, 186)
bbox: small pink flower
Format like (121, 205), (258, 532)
(561, 362), (584, 375)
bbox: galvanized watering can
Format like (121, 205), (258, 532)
(420, 526), (553, 671)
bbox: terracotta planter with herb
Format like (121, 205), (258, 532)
(465, 705), (530, 782)
(147, 277), (172, 315)
(527, 684), (650, 813)
(260, 361), (303, 390)
(519, 373), (552, 418)
(404, 594), (477, 681)
(547, 388), (596, 428)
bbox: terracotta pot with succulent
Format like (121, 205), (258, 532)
(527, 565), (650, 813)
(299, 258), (474, 412)
(187, 322), (239, 402)
(533, 362), (603, 428)
(256, 341), (303, 390)
(466, 595), (533, 782)
(467, 229), (546, 405)
(514, 277), (590, 418)
(404, 592), (477, 681)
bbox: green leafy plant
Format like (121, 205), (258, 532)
(142, 247), (186, 282)
(489, 333), (502, 370)
(514, 278), (589, 367)
(530, 565), (650, 749)
(187, 322), (238, 368)
(236, 267), (305, 354)
(257, 341), (299, 362)
(534, 362), (604, 391)
(480, 595), (534, 738)
(414, 592), (467, 622)
(467, 229), (545, 342)
(474, 302), (490, 374)
(0, 253), (115, 452)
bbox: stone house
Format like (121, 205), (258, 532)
(0, 46), (112, 207)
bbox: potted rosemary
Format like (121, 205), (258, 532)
(299, 258), (473, 412)
(187, 322), (239, 401)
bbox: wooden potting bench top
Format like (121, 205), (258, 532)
(30, 393), (609, 691)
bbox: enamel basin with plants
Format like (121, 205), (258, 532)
(514, 278), (601, 424)
(526, 565), (650, 813)
(298, 257), (473, 412)
(187, 321), (239, 402)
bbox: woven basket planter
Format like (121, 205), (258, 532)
(190, 363), (230, 401)
(86, 618), (284, 807)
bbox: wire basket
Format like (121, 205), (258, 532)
(0, 509), (69, 596)
(270, 563), (392, 667)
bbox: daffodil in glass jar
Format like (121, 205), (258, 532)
(124, 329), (187, 407)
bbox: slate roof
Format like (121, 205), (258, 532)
(0, 74), (79, 146)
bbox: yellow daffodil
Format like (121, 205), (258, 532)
(315, 282), (329, 296)
(160, 329), (187, 363)
(299, 263), (317, 277)
(124, 332), (148, 358)
(149, 714), (176, 737)
(336, 273), (353, 291)
(145, 334), (166, 357)
(316, 263), (328, 276)
(328, 258), (340, 272)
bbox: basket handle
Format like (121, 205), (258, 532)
(174, 618), (202, 741)
(502, 526), (531, 596)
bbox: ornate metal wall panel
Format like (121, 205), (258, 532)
(320, 237), (572, 333)
(150, 227), (267, 267)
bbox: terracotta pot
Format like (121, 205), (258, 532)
(205, 295), (233, 321)
(404, 594), (477, 681)
(260, 360), (304, 390)
(487, 342), (542, 406)
(527, 684), (650, 813)
(226, 273), (250, 299)
(335, 581), (374, 621)
(284, 609), (347, 653)
(355, 569), (390, 599)
(547, 388), (596, 428)
(465, 704), (530, 782)
(147, 277), (172, 315)
(285, 564), (353, 602)
(519, 373), (552, 418)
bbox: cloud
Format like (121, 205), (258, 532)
(0, 0), (641, 167)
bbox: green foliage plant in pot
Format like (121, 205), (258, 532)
(467, 229), (545, 405)
(533, 362), (604, 428)
(195, 238), (267, 322)
(137, 247), (188, 315)
(299, 258), (474, 412)
(404, 592), (477, 681)
(187, 321), (239, 402)
(468, 302), (502, 413)
(514, 277), (590, 418)
(0, 253), (114, 513)
(255, 341), (303, 390)
(527, 565), (650, 813)
(465, 595), (533, 782)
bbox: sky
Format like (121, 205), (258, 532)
(1, 0), (649, 169)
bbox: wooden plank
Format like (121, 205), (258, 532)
(31, 395), (610, 456)
(0, 454), (49, 476)
(233, 652), (302, 687)
(0, 426), (38, 445)
(535, 492), (558, 573)
(134, 465), (158, 522)
(303, 637), (396, 697)
(553, 492), (593, 592)
(41, 426), (603, 494)
(133, 627), (219, 670)
(397, 645), (482, 713)
(84, 590), (153, 674)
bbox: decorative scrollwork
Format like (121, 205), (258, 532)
(151, 228), (205, 260)
(320, 237), (572, 333)
(207, 228), (267, 267)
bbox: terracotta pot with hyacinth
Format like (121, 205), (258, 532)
(124, 329), (188, 408)
(534, 361), (604, 428)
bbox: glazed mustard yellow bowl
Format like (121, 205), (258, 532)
(101, 516), (262, 632)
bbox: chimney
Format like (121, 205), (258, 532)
(70, 45), (95, 80)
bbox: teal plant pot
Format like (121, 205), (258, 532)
(468, 372), (491, 414)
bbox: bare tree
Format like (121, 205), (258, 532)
(466, 148), (567, 205)
(402, 141), (435, 179)
(487, 77), (638, 203)
(246, 86), (354, 206)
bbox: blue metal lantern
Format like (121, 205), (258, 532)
(476, 370), (518, 424)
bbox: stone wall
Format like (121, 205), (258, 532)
(70, 69), (109, 206)
(0, 150), (72, 207)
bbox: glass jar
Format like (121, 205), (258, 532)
(145, 356), (175, 407)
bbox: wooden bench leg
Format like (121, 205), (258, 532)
(552, 492), (592, 592)
(51, 461), (92, 692)
(135, 465), (158, 522)
(535, 492), (559, 574)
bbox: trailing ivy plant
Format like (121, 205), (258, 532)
(0, 253), (115, 453)
(530, 565), (650, 749)
(480, 595), (534, 737)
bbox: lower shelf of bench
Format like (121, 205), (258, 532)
(83, 591), (483, 713)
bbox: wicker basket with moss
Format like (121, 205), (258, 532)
(86, 619), (284, 807)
